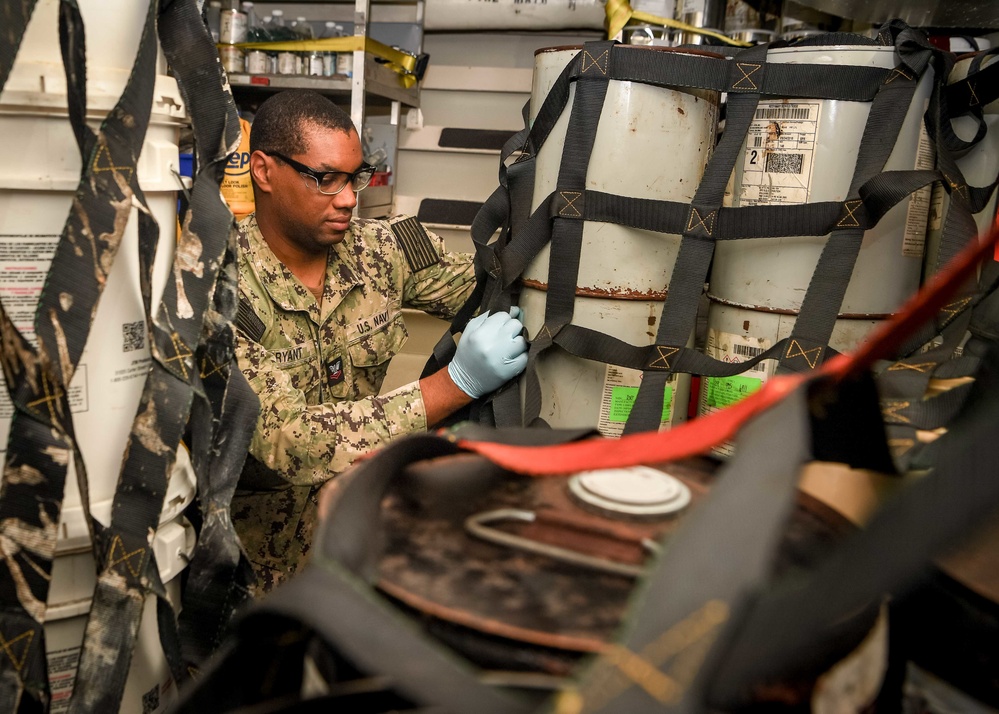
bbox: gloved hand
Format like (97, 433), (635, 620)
(448, 307), (529, 398)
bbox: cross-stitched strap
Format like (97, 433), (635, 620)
(69, 0), (243, 708)
(620, 42), (768, 434)
(516, 41), (615, 428)
(0, 0), (164, 709)
(776, 26), (937, 375)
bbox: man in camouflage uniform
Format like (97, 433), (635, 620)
(232, 90), (528, 591)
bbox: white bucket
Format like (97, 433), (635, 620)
(0, 1), (194, 709)
(45, 499), (196, 714)
(520, 45), (720, 434)
(697, 297), (879, 456)
(709, 45), (935, 316)
(0, 0), (188, 516)
(924, 52), (999, 277)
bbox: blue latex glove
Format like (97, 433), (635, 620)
(448, 308), (528, 398)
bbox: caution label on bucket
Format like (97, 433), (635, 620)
(597, 364), (675, 438)
(698, 329), (773, 456)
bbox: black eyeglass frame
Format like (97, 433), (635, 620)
(262, 150), (377, 195)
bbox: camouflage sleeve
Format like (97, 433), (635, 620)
(399, 225), (476, 319)
(235, 331), (429, 486)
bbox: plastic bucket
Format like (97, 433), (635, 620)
(520, 45), (720, 435)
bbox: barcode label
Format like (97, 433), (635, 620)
(754, 106), (812, 120)
(733, 343), (768, 373)
(740, 101), (819, 206)
(764, 152), (804, 174)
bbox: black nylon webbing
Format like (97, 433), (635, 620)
(521, 41), (614, 428)
(622, 42), (768, 434)
(68, 0), (243, 708)
(434, 24), (989, 438)
(776, 30), (935, 375)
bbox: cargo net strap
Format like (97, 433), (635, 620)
(171, 226), (999, 712)
(440, 21), (999, 438)
(0, 0), (254, 711)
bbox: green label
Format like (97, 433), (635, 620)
(704, 375), (762, 409)
(609, 385), (673, 423)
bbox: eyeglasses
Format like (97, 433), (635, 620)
(263, 151), (376, 195)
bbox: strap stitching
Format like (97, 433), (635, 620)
(108, 535), (147, 579)
(581, 49), (610, 75)
(785, 339), (822, 369)
(92, 142), (135, 183)
(941, 296), (972, 317)
(882, 400), (911, 424)
(837, 199), (863, 228)
(733, 62), (761, 90)
(686, 207), (715, 236)
(0, 630), (34, 671)
(649, 346), (680, 370)
(559, 191), (583, 217)
(886, 67), (914, 84)
(887, 361), (935, 373)
(968, 80), (980, 107)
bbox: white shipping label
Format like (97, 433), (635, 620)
(903, 108), (936, 258)
(739, 101), (821, 207)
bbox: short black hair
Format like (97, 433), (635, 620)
(249, 90), (355, 156)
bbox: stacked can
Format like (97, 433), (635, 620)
(218, 0), (246, 73)
(698, 44), (935, 455)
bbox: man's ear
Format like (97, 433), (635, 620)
(249, 150), (273, 194)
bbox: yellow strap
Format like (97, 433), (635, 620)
(605, 0), (751, 47)
(227, 36), (420, 87)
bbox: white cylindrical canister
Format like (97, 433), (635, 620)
(709, 45), (935, 317)
(0, 1), (194, 711)
(699, 44), (934, 453)
(697, 298), (880, 456)
(520, 45), (720, 436)
(924, 52), (999, 278)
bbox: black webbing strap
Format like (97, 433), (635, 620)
(945, 48), (999, 117)
(0, 0), (158, 710)
(776, 27), (936, 375)
(520, 41), (615, 428)
(68, 0), (243, 709)
(707, 346), (999, 707)
(178, 245), (257, 664)
(621, 43), (768, 434)
(163, 0), (257, 667)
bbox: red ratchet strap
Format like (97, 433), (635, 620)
(455, 224), (999, 476)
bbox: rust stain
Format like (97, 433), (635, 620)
(521, 278), (668, 301)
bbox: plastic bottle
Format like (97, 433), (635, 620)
(205, 0), (222, 42)
(319, 21), (338, 77)
(291, 17), (316, 75)
(335, 24), (353, 78)
(271, 10), (299, 75)
(243, 2), (273, 74)
(222, 117), (255, 221)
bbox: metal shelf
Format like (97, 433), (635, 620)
(227, 60), (420, 108)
